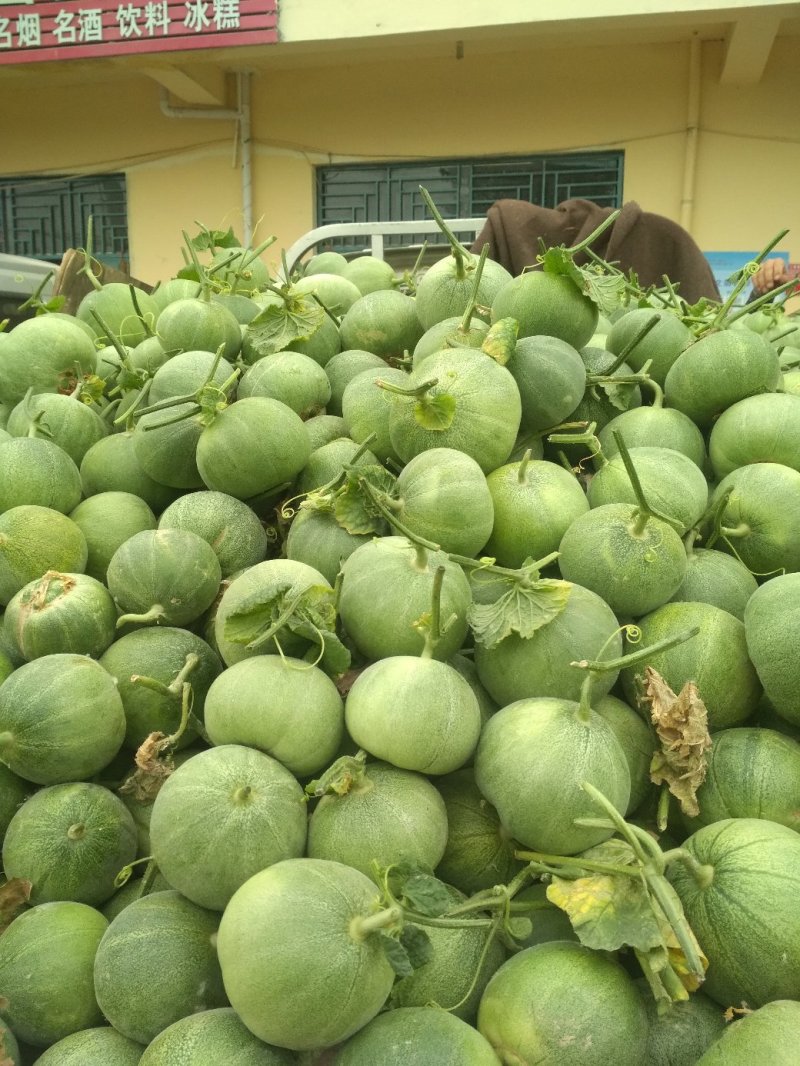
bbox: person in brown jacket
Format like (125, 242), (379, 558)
(471, 197), (721, 305)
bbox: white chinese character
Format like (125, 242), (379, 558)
(183, 0), (210, 32)
(116, 2), (141, 37)
(53, 10), (77, 44)
(143, 0), (169, 35)
(16, 12), (41, 47)
(213, 0), (239, 30)
(0, 17), (11, 49)
(78, 9), (103, 41)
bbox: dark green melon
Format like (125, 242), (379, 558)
(6, 391), (107, 466)
(79, 433), (179, 513)
(3, 570), (117, 660)
(339, 290), (424, 358)
(158, 490), (268, 577)
(69, 491), (158, 582)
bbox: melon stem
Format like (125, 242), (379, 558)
(457, 244), (489, 333)
(420, 565), (446, 660)
(349, 905), (403, 941)
(720, 523), (750, 539)
(67, 823), (86, 841)
(115, 604), (166, 629)
(662, 848), (715, 889)
(419, 185), (471, 277)
(572, 625), (700, 675)
(375, 377), (438, 399)
(708, 228), (788, 330)
(517, 448), (532, 482)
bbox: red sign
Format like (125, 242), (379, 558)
(0, 0), (277, 62)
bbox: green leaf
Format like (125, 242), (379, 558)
(414, 393), (456, 431)
(597, 378), (639, 413)
(305, 750), (367, 799)
(333, 465), (396, 536)
(401, 874), (453, 918)
(580, 269), (628, 315)
(379, 933), (414, 978)
(468, 578), (572, 649)
(481, 317), (519, 365)
(245, 294), (325, 359)
(190, 225), (241, 251)
(399, 924), (433, 969)
(176, 263), (202, 283)
(222, 583), (351, 677)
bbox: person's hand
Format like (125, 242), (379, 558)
(752, 258), (789, 294)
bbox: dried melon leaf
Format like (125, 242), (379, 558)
(641, 666), (712, 818)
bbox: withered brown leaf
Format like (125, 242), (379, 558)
(0, 877), (32, 934)
(118, 731), (175, 803)
(640, 666), (712, 818)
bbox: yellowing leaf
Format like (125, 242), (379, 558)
(640, 667), (712, 818)
(481, 317), (518, 365)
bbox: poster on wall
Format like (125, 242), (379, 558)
(0, 0), (276, 62)
(703, 250), (796, 307)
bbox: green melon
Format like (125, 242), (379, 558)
(668, 818), (800, 1007)
(483, 457), (589, 568)
(434, 769), (524, 895)
(151, 278), (202, 313)
(508, 335), (588, 432)
(593, 693), (655, 814)
(337, 1006), (502, 1064)
(79, 434), (179, 514)
(339, 290), (425, 358)
(0, 653), (126, 784)
(341, 365), (408, 461)
(106, 528), (221, 628)
(391, 447), (495, 557)
(69, 492), (158, 582)
(0, 437), (82, 515)
(209, 246), (270, 294)
(149, 744), (306, 911)
(588, 446), (710, 534)
(0, 316), (98, 406)
(285, 310), (342, 368)
(412, 315), (489, 366)
(0, 761), (30, 839)
(324, 350), (387, 417)
(670, 548), (758, 621)
(285, 507), (374, 586)
(490, 272), (599, 350)
(0, 506), (88, 607)
(2, 782), (137, 906)
(387, 349), (522, 474)
(477, 941), (648, 1066)
(216, 858), (395, 1051)
(709, 462), (800, 575)
(138, 1008), (293, 1065)
(415, 251), (511, 330)
(474, 696), (631, 854)
(597, 403), (707, 469)
(238, 351), (332, 417)
(345, 656), (482, 775)
(474, 582), (622, 707)
(664, 329), (782, 428)
(77, 283), (160, 347)
(709, 392), (800, 479)
(606, 307), (693, 386)
(684, 727), (800, 833)
(303, 251), (348, 277)
(621, 601), (760, 730)
(640, 985), (726, 1066)
(307, 758), (449, 878)
(93, 890), (228, 1045)
(129, 333), (170, 374)
(293, 272), (363, 316)
(304, 413), (349, 451)
(6, 391), (107, 466)
(695, 1000), (800, 1064)
(99, 626), (222, 751)
(744, 572), (800, 725)
(295, 437), (378, 497)
(213, 559), (331, 667)
(558, 504), (687, 618)
(559, 347), (642, 448)
(197, 397), (312, 501)
(203, 654), (343, 777)
(156, 296), (241, 359)
(338, 537), (471, 662)
(4, 571), (117, 661)
(132, 404), (206, 490)
(147, 348), (235, 406)
(30, 1026), (144, 1065)
(0, 901), (107, 1047)
(158, 490), (268, 578)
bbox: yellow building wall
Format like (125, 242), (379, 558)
(1, 35), (797, 281)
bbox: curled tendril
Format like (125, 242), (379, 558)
(623, 624), (642, 644)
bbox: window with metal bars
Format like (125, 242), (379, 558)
(316, 151), (624, 252)
(0, 173), (129, 266)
